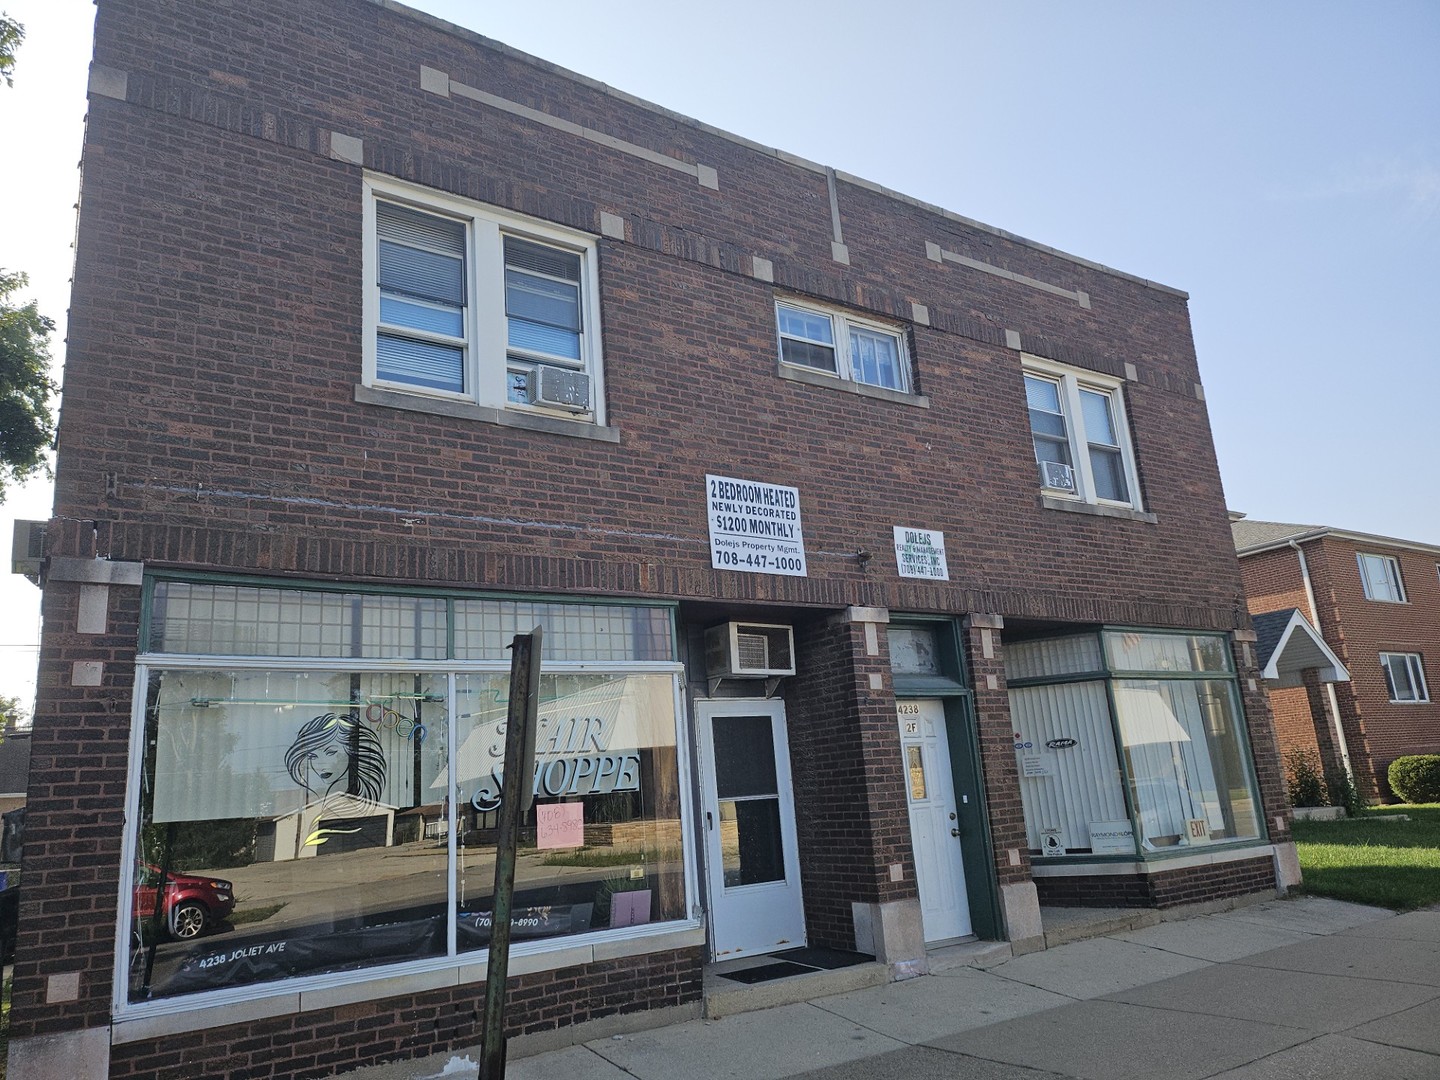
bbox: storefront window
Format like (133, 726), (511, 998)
(1005, 630), (1261, 858)
(126, 581), (685, 1008)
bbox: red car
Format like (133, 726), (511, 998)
(134, 864), (235, 940)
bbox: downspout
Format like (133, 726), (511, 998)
(1289, 539), (1354, 780)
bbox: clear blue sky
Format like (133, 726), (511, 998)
(0, 0), (1436, 707)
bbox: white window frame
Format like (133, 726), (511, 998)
(363, 175), (605, 424)
(1379, 651), (1429, 703)
(1357, 552), (1406, 603)
(774, 299), (912, 394)
(1022, 356), (1141, 510)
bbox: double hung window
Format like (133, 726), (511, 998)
(1380, 652), (1428, 703)
(775, 300), (910, 393)
(366, 177), (603, 422)
(1357, 553), (1406, 603)
(1023, 358), (1139, 508)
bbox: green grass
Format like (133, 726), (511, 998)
(1291, 803), (1440, 910)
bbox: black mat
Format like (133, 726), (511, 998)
(771, 947), (874, 970)
(716, 960), (818, 984)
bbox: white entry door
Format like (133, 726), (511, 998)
(898, 699), (973, 942)
(696, 699), (806, 960)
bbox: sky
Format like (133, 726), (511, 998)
(0, 0), (1436, 712)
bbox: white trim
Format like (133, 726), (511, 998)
(1379, 651), (1430, 704)
(1259, 610), (1350, 684)
(1357, 551), (1407, 604)
(1028, 843), (1277, 877)
(774, 298), (914, 396)
(1022, 354), (1142, 512)
(363, 174), (606, 425)
(114, 657), (695, 1021)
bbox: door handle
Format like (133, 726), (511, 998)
(706, 811), (713, 831)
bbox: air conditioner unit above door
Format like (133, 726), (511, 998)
(1040, 460), (1076, 492)
(704, 621), (796, 695)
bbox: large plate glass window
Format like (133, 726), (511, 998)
(1006, 630), (1262, 857)
(126, 581), (683, 1008)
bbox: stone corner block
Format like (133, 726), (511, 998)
(1124, 361), (1139, 381)
(924, 240), (943, 263)
(329, 131), (364, 165)
(910, 302), (930, 326)
(8, 1025), (109, 1080)
(1000, 880), (1043, 942)
(71, 662), (104, 687)
(598, 211), (626, 240)
(88, 64), (128, 101)
(1273, 840), (1302, 891)
(696, 164), (719, 190)
(419, 65), (450, 96)
(1076, 289), (1091, 309)
(1004, 329), (1022, 351)
(1194, 382), (1206, 401)
(831, 241), (850, 265)
(751, 255), (774, 282)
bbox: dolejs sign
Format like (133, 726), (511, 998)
(705, 474), (808, 577)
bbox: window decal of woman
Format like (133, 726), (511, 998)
(284, 713), (386, 848)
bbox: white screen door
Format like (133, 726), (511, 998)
(696, 699), (806, 959)
(899, 699), (972, 942)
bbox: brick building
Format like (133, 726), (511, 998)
(10, 1), (1295, 1076)
(1234, 516), (1440, 800)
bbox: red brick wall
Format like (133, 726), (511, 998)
(786, 614), (917, 949)
(1035, 856), (1277, 909)
(105, 946), (703, 1080)
(1311, 538), (1440, 797)
(20, 0), (1277, 1072)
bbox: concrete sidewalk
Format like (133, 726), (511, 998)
(371, 898), (1440, 1080)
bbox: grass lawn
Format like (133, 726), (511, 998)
(1291, 803), (1440, 910)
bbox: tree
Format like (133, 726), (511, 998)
(0, 694), (27, 732)
(0, 272), (56, 500)
(0, 13), (21, 88)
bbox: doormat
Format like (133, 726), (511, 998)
(716, 961), (818, 984)
(771, 947), (875, 970)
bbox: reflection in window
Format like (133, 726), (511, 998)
(1006, 631), (1261, 858)
(128, 664), (686, 1003)
(131, 669), (449, 1002)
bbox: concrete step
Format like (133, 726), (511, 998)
(703, 956), (889, 1018)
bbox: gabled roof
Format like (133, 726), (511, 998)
(1232, 517), (1440, 559)
(1251, 609), (1349, 688)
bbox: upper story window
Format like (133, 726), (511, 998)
(365, 177), (604, 423)
(775, 300), (910, 393)
(1380, 652), (1428, 703)
(1023, 358), (1140, 508)
(1357, 553), (1406, 603)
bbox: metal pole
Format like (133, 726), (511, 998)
(479, 627), (541, 1080)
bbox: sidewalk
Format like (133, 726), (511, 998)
(365, 897), (1440, 1080)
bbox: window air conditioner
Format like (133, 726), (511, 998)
(1040, 460), (1075, 492)
(705, 622), (796, 680)
(11, 519), (46, 582)
(532, 366), (591, 412)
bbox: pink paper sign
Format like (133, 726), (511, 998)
(610, 889), (652, 928)
(536, 802), (584, 849)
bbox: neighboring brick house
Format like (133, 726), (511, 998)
(11, 1), (1293, 1076)
(1234, 516), (1440, 801)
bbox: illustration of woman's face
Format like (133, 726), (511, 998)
(308, 735), (350, 788)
